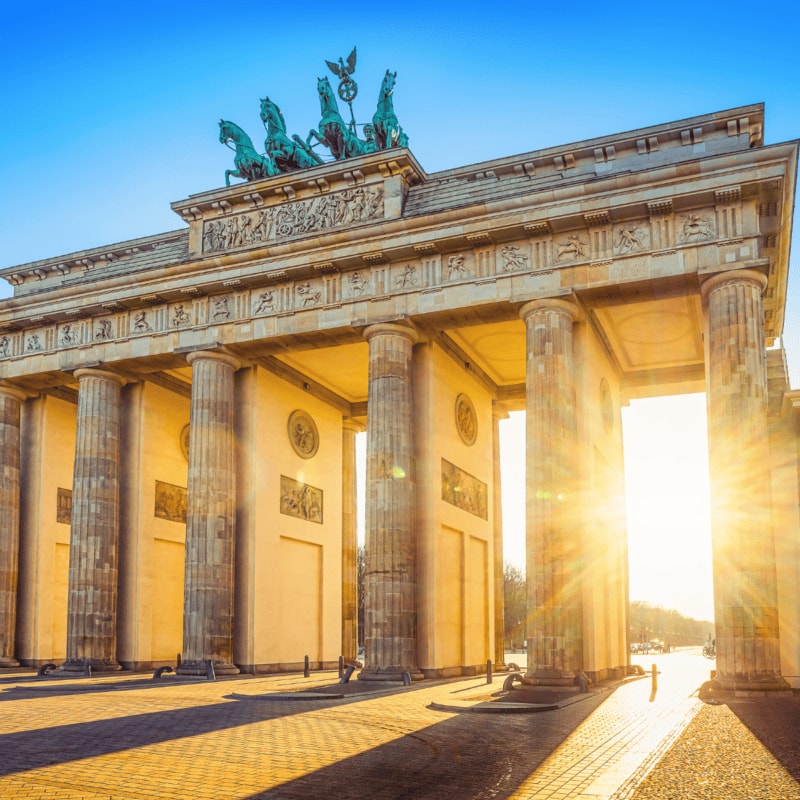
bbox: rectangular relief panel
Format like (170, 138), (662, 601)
(56, 487), (72, 524)
(154, 480), (187, 523)
(280, 475), (323, 524)
(441, 459), (488, 519)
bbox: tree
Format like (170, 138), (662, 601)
(503, 562), (527, 651)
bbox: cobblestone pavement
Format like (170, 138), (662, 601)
(0, 649), (796, 799)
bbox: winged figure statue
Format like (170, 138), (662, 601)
(326, 46), (357, 80)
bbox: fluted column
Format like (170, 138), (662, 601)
(177, 350), (241, 676)
(64, 369), (125, 672)
(520, 298), (583, 686)
(341, 419), (361, 663)
(702, 270), (786, 690)
(360, 322), (422, 681)
(492, 403), (508, 667)
(0, 384), (26, 667)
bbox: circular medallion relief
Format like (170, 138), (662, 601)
(288, 409), (319, 458)
(455, 393), (478, 446)
(600, 378), (614, 434)
(180, 423), (191, 462)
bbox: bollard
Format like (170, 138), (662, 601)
(502, 673), (522, 692)
(177, 653), (182, 668)
(486, 659), (493, 684)
(651, 663), (658, 693)
(339, 665), (356, 684)
(339, 655), (344, 679)
(402, 671), (412, 686)
(304, 655), (310, 678)
(206, 660), (216, 681)
(84, 658), (92, 678)
(153, 665), (174, 680)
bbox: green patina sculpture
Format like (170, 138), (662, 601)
(219, 119), (277, 186)
(373, 69), (408, 150)
(219, 50), (409, 184)
(260, 97), (323, 172)
(307, 76), (376, 160)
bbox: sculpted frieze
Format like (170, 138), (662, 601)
(446, 254), (471, 281)
(0, 209), (730, 364)
(556, 235), (588, 262)
(154, 480), (187, 524)
(280, 475), (323, 524)
(201, 185), (384, 254)
(679, 213), (715, 243)
(57, 487), (72, 524)
(613, 223), (649, 255)
(441, 458), (487, 520)
(95, 319), (113, 340)
(499, 245), (529, 272)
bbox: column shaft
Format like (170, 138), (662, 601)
(360, 323), (422, 680)
(64, 369), (125, 671)
(341, 420), (361, 662)
(702, 270), (785, 689)
(492, 405), (507, 666)
(0, 385), (25, 667)
(178, 350), (240, 675)
(520, 299), (583, 685)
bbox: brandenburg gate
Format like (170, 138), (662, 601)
(1, 76), (798, 692)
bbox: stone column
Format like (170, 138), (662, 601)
(0, 384), (26, 667)
(177, 350), (240, 676)
(492, 403), (508, 667)
(341, 419), (361, 663)
(64, 368), (125, 672)
(360, 323), (422, 681)
(702, 269), (786, 690)
(520, 299), (583, 686)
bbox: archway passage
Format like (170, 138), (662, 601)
(622, 394), (714, 632)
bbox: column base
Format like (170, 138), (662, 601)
(523, 667), (580, 688)
(358, 665), (425, 682)
(61, 658), (122, 673)
(176, 660), (240, 677)
(0, 657), (20, 668)
(712, 673), (791, 693)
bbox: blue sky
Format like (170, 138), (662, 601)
(2, 1), (798, 620)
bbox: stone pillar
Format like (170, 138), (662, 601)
(702, 269), (786, 690)
(492, 403), (508, 667)
(64, 369), (125, 672)
(0, 384), (26, 667)
(177, 350), (240, 676)
(360, 323), (423, 681)
(341, 419), (361, 663)
(520, 298), (583, 686)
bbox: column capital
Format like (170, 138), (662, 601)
(363, 321), (420, 345)
(492, 402), (510, 423)
(519, 297), (582, 323)
(343, 418), (366, 434)
(700, 269), (768, 301)
(73, 367), (127, 387)
(185, 349), (242, 371)
(0, 382), (28, 402)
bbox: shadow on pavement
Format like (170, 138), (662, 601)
(234, 691), (608, 800)
(725, 693), (800, 783)
(0, 678), (446, 776)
